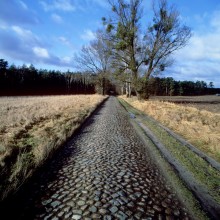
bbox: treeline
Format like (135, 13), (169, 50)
(147, 77), (220, 96)
(0, 59), (95, 96)
(1, 59), (219, 96)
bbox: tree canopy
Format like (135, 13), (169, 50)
(74, 30), (113, 95)
(102, 0), (191, 99)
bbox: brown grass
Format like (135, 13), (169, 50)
(150, 95), (220, 103)
(150, 95), (220, 114)
(121, 96), (220, 162)
(0, 95), (106, 200)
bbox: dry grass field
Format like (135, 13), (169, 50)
(0, 95), (106, 200)
(121, 95), (220, 162)
(150, 95), (220, 113)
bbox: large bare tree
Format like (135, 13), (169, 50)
(74, 30), (112, 95)
(103, 0), (142, 97)
(104, 0), (191, 99)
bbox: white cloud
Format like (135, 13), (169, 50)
(18, 0), (28, 10)
(0, 24), (7, 30)
(81, 29), (96, 41)
(11, 26), (41, 47)
(59, 36), (70, 45)
(0, 24), (75, 69)
(12, 26), (33, 38)
(33, 47), (50, 58)
(176, 30), (220, 62)
(194, 12), (209, 24)
(61, 56), (72, 64)
(210, 10), (220, 31)
(58, 36), (75, 50)
(40, 0), (75, 11)
(51, 13), (63, 24)
(169, 9), (220, 87)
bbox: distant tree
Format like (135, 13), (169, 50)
(64, 71), (95, 95)
(0, 59), (96, 96)
(163, 77), (173, 95)
(0, 59), (9, 95)
(0, 59), (8, 71)
(195, 80), (207, 95)
(65, 70), (75, 94)
(7, 64), (20, 94)
(1, 58), (217, 96)
(179, 82), (184, 96)
(209, 82), (214, 88)
(74, 30), (112, 95)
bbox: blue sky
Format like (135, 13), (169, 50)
(0, 0), (220, 87)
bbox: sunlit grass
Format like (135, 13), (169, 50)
(150, 95), (220, 114)
(119, 97), (220, 204)
(120, 96), (220, 162)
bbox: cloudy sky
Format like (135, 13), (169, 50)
(0, 0), (220, 87)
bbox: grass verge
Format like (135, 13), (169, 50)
(118, 98), (220, 206)
(130, 119), (209, 220)
(120, 96), (220, 163)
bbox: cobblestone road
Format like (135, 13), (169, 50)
(1, 97), (191, 219)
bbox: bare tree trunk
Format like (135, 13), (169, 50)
(125, 81), (132, 98)
(102, 77), (105, 95)
(121, 85), (124, 95)
(135, 89), (141, 100)
(126, 82), (129, 97)
(128, 82), (131, 98)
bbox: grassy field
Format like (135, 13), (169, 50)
(0, 95), (106, 200)
(121, 95), (220, 162)
(150, 95), (220, 113)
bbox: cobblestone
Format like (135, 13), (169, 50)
(0, 97), (192, 219)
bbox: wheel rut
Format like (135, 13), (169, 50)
(0, 97), (191, 219)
